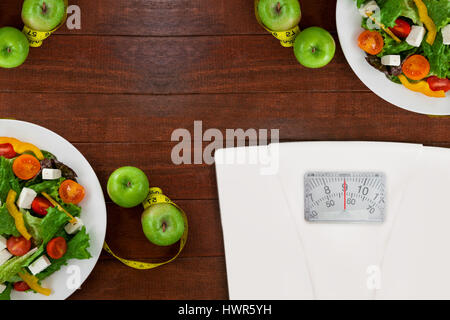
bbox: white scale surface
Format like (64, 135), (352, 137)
(215, 142), (450, 299)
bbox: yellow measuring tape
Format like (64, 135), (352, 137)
(22, 0), (68, 47)
(103, 187), (188, 270)
(254, 0), (300, 47)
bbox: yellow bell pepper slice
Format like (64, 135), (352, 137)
(6, 190), (32, 240)
(41, 192), (76, 224)
(413, 0), (437, 45)
(399, 75), (446, 98)
(0, 137), (44, 160)
(18, 270), (51, 296)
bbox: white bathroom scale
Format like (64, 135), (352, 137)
(215, 142), (450, 300)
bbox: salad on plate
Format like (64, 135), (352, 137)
(354, 0), (449, 97)
(0, 137), (90, 300)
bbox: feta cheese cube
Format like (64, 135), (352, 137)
(0, 283), (6, 294)
(42, 168), (62, 180)
(28, 255), (51, 275)
(406, 25), (426, 47)
(17, 187), (37, 210)
(359, 1), (379, 17)
(381, 55), (401, 66)
(64, 217), (84, 235)
(0, 249), (12, 266)
(442, 24), (450, 45)
(0, 236), (7, 251)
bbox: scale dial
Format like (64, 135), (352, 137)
(304, 172), (386, 223)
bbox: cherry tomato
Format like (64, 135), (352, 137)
(46, 237), (67, 259)
(31, 196), (54, 216)
(12, 154), (41, 180)
(389, 18), (411, 38)
(59, 179), (85, 204)
(0, 143), (16, 159)
(13, 281), (30, 292)
(358, 30), (384, 55)
(402, 55), (430, 80)
(427, 76), (450, 92)
(6, 236), (31, 256)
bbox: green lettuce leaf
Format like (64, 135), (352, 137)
(22, 210), (43, 245)
(27, 179), (61, 194)
(62, 203), (82, 218)
(425, 0), (450, 31)
(355, 0), (367, 8)
(37, 227), (91, 280)
(422, 33), (450, 79)
(0, 157), (20, 204)
(41, 150), (57, 160)
(0, 246), (43, 284)
(0, 207), (82, 284)
(5, 274), (22, 283)
(0, 283), (12, 300)
(377, 32), (417, 57)
(380, 0), (420, 27)
(0, 204), (19, 237)
(40, 207), (71, 244)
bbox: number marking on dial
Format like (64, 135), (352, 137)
(304, 172), (386, 223)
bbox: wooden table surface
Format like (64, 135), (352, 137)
(0, 0), (449, 300)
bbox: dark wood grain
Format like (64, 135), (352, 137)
(0, 35), (367, 94)
(69, 256), (228, 300)
(1, 93), (449, 144)
(0, 0), (336, 36)
(71, 142), (216, 200)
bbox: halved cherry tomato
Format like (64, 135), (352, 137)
(402, 55), (430, 80)
(6, 236), (31, 256)
(427, 76), (450, 92)
(59, 179), (85, 204)
(46, 237), (67, 259)
(358, 30), (384, 55)
(31, 196), (54, 217)
(13, 281), (30, 292)
(0, 143), (16, 159)
(389, 18), (411, 38)
(12, 154), (41, 180)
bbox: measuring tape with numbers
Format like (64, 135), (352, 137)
(103, 187), (188, 270)
(22, 0), (68, 47)
(254, 0), (300, 47)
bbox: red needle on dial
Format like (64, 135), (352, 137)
(344, 179), (347, 211)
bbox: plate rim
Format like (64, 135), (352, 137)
(336, 0), (450, 115)
(0, 119), (107, 300)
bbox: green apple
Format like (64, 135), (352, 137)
(107, 166), (149, 208)
(257, 0), (301, 31)
(0, 27), (30, 69)
(141, 203), (185, 246)
(22, 0), (66, 31)
(293, 27), (336, 68)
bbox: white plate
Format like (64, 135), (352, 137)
(0, 120), (107, 300)
(336, 0), (450, 115)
